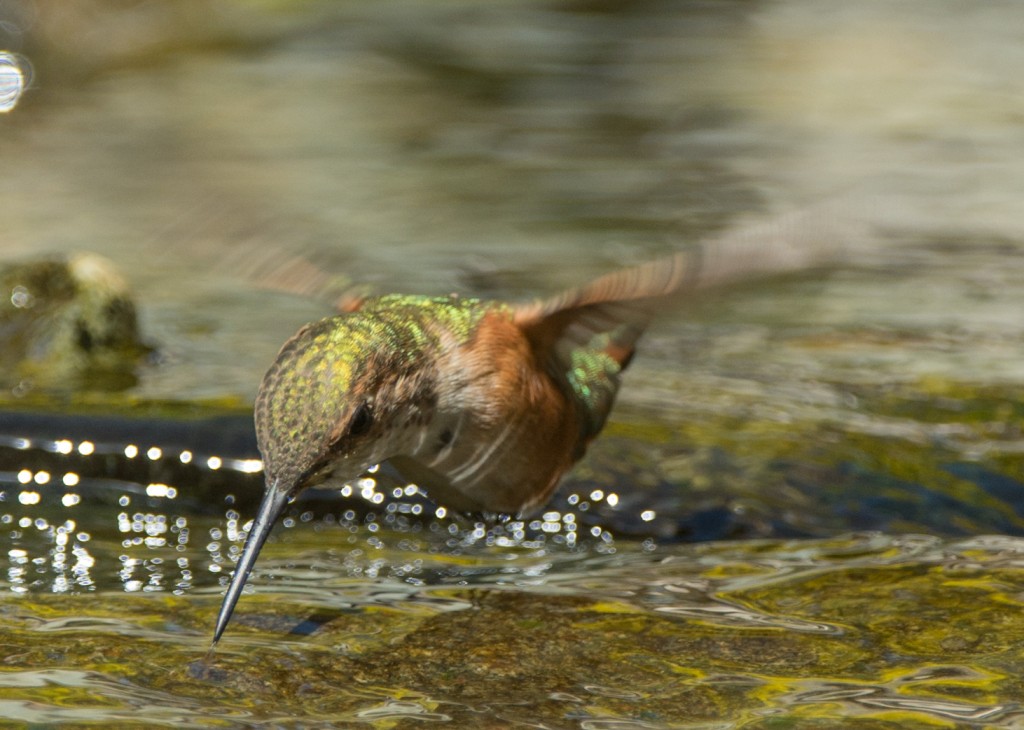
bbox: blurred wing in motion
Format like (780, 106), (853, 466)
(514, 201), (869, 438)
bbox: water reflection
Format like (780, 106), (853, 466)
(0, 669), (212, 725)
(785, 678), (1016, 723)
(354, 699), (451, 723)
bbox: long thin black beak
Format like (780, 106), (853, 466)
(211, 480), (291, 647)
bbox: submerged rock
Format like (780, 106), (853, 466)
(0, 252), (150, 391)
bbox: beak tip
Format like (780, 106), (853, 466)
(209, 482), (292, 645)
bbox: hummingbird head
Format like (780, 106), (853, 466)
(254, 316), (387, 496)
(212, 312), (424, 644)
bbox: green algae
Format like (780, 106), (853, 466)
(563, 376), (1024, 540)
(2, 533), (1023, 727)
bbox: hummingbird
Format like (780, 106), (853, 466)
(210, 205), (859, 645)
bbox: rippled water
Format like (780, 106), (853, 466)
(1, 0), (1024, 727)
(2, 410), (1024, 726)
(4, 515), (1024, 727)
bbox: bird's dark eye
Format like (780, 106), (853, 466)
(348, 402), (374, 437)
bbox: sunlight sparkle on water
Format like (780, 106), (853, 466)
(0, 52), (27, 113)
(229, 458), (262, 474)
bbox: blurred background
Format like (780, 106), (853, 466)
(2, 0), (1022, 407)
